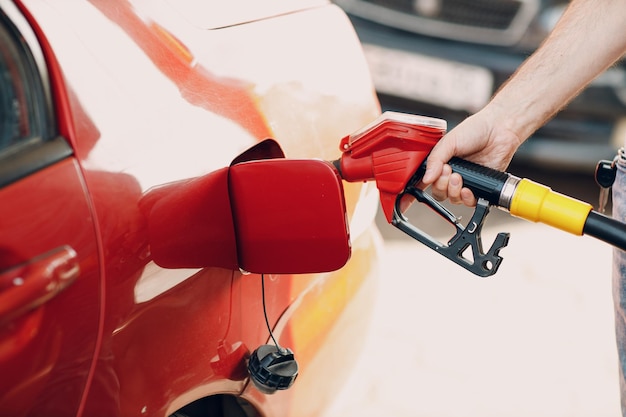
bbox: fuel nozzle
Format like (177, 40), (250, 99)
(335, 112), (446, 223)
(335, 111), (626, 277)
(336, 112), (509, 277)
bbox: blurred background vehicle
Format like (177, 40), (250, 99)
(333, 0), (626, 171)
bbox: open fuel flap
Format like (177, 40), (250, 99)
(141, 139), (351, 274)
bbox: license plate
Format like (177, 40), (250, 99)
(362, 44), (493, 113)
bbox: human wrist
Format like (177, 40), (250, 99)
(484, 93), (543, 145)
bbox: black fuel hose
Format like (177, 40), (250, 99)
(583, 211), (626, 250)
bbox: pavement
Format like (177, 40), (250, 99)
(325, 204), (622, 417)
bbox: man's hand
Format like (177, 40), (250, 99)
(421, 107), (522, 206)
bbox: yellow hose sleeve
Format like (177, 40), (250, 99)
(509, 179), (592, 235)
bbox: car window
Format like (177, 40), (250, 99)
(0, 2), (71, 187)
(0, 8), (50, 152)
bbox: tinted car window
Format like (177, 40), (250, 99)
(0, 5), (71, 187)
(0, 9), (50, 153)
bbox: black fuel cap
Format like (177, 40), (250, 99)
(247, 344), (298, 394)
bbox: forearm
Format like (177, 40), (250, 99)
(487, 0), (626, 141)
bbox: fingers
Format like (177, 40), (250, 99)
(460, 187), (478, 207)
(429, 164), (452, 201)
(420, 117), (482, 207)
(429, 167), (477, 207)
(422, 136), (455, 186)
(421, 158), (443, 186)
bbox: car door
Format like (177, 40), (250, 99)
(0, 2), (101, 416)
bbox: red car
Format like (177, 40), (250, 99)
(0, 0), (381, 416)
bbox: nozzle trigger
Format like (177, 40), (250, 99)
(392, 188), (509, 277)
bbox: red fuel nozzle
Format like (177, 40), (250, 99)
(335, 112), (510, 277)
(336, 111), (626, 277)
(336, 112), (446, 222)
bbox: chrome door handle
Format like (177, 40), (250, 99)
(0, 246), (80, 325)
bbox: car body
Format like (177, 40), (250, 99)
(334, 0), (626, 170)
(0, 1), (382, 416)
